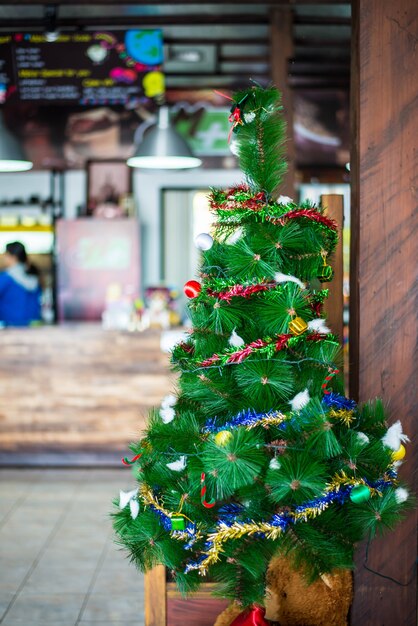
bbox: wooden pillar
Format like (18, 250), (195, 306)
(270, 7), (295, 198)
(350, 1), (417, 624)
(145, 565), (166, 626)
(321, 194), (344, 342)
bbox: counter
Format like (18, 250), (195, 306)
(0, 324), (171, 465)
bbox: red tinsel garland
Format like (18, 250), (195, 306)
(197, 332), (329, 368)
(275, 333), (292, 350)
(210, 192), (338, 233)
(197, 332), (301, 367)
(227, 338), (268, 364)
(178, 342), (195, 354)
(207, 282), (275, 302)
(268, 208), (338, 231)
(310, 300), (323, 316)
(199, 354), (221, 367)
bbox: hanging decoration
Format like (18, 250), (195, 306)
(184, 280), (202, 298)
(122, 453), (142, 466)
(288, 316), (308, 336)
(201, 472), (216, 508)
(195, 233), (214, 251)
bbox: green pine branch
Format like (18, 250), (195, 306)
(232, 86), (288, 198)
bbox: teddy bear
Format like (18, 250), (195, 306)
(214, 556), (352, 626)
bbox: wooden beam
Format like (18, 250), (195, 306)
(350, 0), (417, 624)
(321, 194), (344, 342)
(270, 7), (295, 198)
(0, 14), (270, 28)
(165, 76), (269, 89)
(288, 76), (349, 87)
(145, 565), (166, 626)
(0, 0), (351, 5)
(294, 37), (351, 47)
(294, 15), (351, 25)
(219, 55), (270, 64)
(349, 1), (360, 403)
(289, 61), (350, 74)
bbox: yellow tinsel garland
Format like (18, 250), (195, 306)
(328, 409), (355, 427)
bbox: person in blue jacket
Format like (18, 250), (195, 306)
(0, 241), (42, 326)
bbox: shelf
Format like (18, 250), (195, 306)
(0, 225), (54, 232)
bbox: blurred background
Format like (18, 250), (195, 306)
(0, 1), (351, 468)
(0, 3), (352, 625)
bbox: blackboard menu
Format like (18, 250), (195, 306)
(0, 30), (164, 106)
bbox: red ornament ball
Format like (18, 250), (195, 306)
(184, 280), (201, 298)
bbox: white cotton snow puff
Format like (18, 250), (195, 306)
(277, 195), (293, 205)
(225, 226), (245, 245)
(166, 456), (187, 472)
(269, 457), (281, 470)
(244, 111), (256, 123)
(274, 272), (305, 289)
(160, 394), (176, 424)
(289, 389), (310, 411)
(160, 407), (176, 424)
(129, 499), (140, 520)
(119, 488), (138, 510)
(381, 420), (410, 451)
(307, 319), (331, 334)
(161, 394), (176, 409)
(229, 329), (245, 348)
(356, 432), (370, 446)
(229, 138), (239, 156)
(119, 489), (140, 520)
(394, 487), (409, 504)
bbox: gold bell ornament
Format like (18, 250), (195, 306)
(289, 316), (308, 336)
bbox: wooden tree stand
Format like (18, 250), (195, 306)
(145, 565), (230, 626)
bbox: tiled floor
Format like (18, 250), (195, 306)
(0, 469), (144, 625)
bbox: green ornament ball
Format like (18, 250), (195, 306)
(350, 484), (371, 504)
(318, 264), (334, 282)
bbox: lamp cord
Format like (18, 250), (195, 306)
(363, 537), (417, 586)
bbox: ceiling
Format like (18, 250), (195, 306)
(0, 2), (351, 94)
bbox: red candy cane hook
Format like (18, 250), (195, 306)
(213, 89), (233, 101)
(321, 368), (339, 395)
(201, 472), (216, 509)
(121, 453), (142, 466)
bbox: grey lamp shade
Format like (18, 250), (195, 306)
(0, 112), (33, 172)
(127, 106), (201, 170)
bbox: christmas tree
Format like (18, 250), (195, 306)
(113, 85), (411, 614)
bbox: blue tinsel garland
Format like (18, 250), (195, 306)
(322, 393), (357, 410)
(203, 408), (288, 434)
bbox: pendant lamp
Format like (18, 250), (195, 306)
(0, 112), (33, 172)
(127, 106), (201, 170)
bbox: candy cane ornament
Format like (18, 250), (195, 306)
(321, 368), (339, 395)
(122, 453), (142, 466)
(201, 472), (216, 508)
